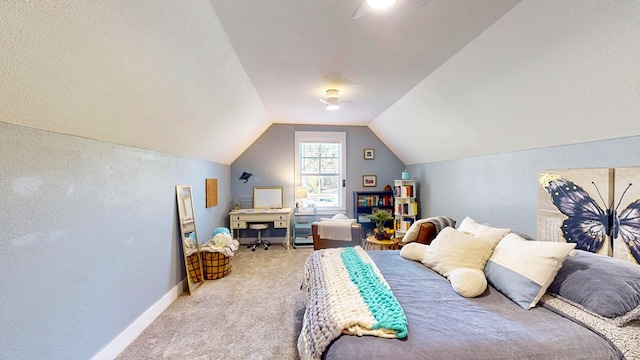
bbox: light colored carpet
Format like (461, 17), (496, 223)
(117, 245), (314, 360)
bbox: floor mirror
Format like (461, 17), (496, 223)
(176, 185), (203, 294)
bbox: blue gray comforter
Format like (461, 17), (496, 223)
(321, 251), (623, 360)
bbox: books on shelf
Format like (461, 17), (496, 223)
(394, 218), (415, 232)
(394, 201), (418, 215)
(356, 193), (393, 207)
(403, 219), (414, 232)
(393, 180), (418, 235)
(394, 185), (414, 198)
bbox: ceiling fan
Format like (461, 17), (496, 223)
(351, 0), (430, 20)
(319, 89), (352, 111)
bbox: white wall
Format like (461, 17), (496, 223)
(0, 1), (268, 165)
(372, 0), (640, 165)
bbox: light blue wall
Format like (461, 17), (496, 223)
(230, 124), (406, 218)
(408, 136), (640, 236)
(9, 117), (637, 359)
(0, 122), (231, 359)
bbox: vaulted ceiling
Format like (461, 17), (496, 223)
(2, 1), (639, 165)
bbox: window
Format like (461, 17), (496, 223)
(295, 131), (346, 212)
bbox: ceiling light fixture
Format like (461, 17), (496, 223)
(320, 89), (352, 110)
(367, 0), (397, 9)
(324, 89), (340, 110)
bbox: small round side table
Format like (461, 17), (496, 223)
(365, 235), (399, 250)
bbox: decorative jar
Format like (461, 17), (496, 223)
(401, 170), (410, 180)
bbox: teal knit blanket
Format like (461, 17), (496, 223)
(298, 246), (408, 360)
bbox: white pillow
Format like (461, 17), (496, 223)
(457, 216), (510, 248)
(484, 233), (576, 309)
(332, 214), (350, 221)
(422, 227), (494, 278)
(449, 268), (487, 298)
(400, 243), (429, 261)
(400, 218), (433, 244)
(320, 214), (357, 224)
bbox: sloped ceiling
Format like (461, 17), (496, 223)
(209, 0), (520, 126)
(372, 0), (640, 164)
(1, 1), (268, 165)
(2, 1), (639, 165)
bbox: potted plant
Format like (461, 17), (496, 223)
(369, 209), (393, 239)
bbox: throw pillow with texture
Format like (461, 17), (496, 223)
(415, 223), (437, 245)
(457, 216), (510, 248)
(400, 216), (455, 244)
(400, 216), (456, 244)
(400, 218), (432, 244)
(422, 227), (494, 278)
(484, 233), (576, 310)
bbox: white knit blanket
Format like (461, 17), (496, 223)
(317, 221), (353, 241)
(297, 246), (407, 360)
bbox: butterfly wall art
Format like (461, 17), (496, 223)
(537, 168), (640, 264)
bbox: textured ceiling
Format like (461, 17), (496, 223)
(2, 1), (639, 165)
(373, 0), (640, 164)
(1, 1), (268, 165)
(210, 0), (521, 126)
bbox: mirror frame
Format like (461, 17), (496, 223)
(176, 185), (203, 294)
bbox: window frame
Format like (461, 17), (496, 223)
(294, 131), (346, 214)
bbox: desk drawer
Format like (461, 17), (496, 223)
(232, 221), (247, 229)
(233, 214), (273, 222)
(274, 220), (288, 228)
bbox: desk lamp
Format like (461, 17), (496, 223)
(295, 187), (308, 208)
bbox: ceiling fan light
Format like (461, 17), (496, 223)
(326, 104), (340, 111)
(326, 89), (339, 97)
(367, 0), (397, 9)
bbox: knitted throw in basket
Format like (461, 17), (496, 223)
(298, 246), (408, 360)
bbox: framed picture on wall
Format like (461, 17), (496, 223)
(362, 175), (377, 187)
(364, 149), (375, 160)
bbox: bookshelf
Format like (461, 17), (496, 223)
(353, 191), (394, 235)
(393, 180), (418, 238)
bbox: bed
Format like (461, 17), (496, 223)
(298, 218), (640, 360)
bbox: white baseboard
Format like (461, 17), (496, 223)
(91, 279), (186, 360)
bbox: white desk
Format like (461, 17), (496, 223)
(229, 208), (292, 250)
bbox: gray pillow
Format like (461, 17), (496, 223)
(548, 250), (640, 326)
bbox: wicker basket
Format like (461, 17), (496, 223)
(201, 251), (232, 280)
(186, 253), (203, 283)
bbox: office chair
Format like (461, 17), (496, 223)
(248, 223), (270, 251)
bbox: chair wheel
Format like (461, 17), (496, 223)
(252, 248), (256, 251)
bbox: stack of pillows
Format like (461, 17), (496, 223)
(400, 217), (577, 310)
(400, 216), (640, 327)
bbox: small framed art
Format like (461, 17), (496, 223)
(362, 175), (377, 187)
(364, 149), (375, 160)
